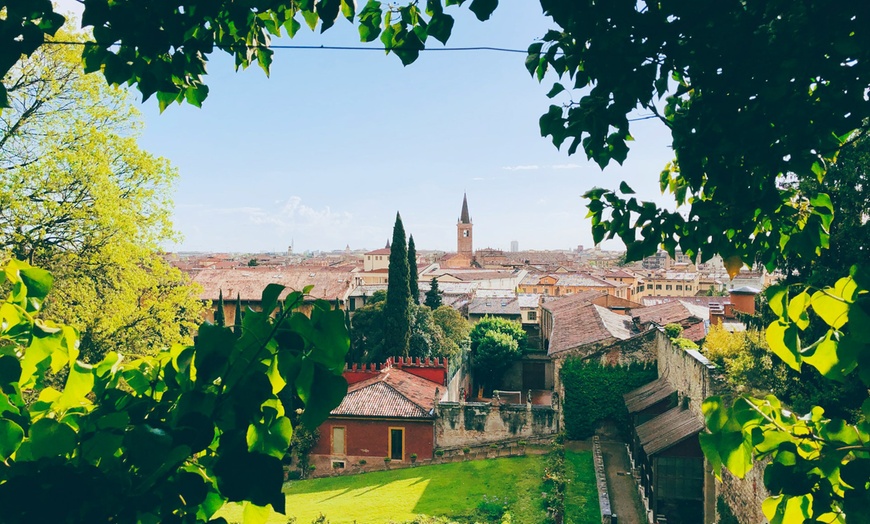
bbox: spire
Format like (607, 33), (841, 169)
(459, 193), (471, 224)
(385, 238), (391, 249)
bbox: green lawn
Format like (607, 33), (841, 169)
(564, 451), (601, 524)
(220, 455), (553, 523)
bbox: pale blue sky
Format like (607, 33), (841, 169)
(59, 2), (676, 253)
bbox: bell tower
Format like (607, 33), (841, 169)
(457, 193), (473, 256)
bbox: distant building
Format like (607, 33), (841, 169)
(510, 240), (519, 252)
(441, 193), (475, 268)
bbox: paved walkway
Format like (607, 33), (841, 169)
(600, 440), (646, 524)
(568, 440), (646, 524)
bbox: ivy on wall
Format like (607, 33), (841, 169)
(561, 359), (657, 439)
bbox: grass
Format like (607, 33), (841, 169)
(219, 455), (551, 523)
(564, 450), (600, 524)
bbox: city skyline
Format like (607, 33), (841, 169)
(57, 1), (677, 254)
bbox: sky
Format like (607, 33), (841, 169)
(58, 2), (676, 254)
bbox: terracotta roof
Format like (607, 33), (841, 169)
(365, 248), (392, 255)
(623, 377), (676, 414)
(330, 368), (440, 419)
(468, 296), (521, 316)
(635, 407), (704, 456)
(632, 300), (708, 327)
(546, 297), (638, 357)
(191, 267), (354, 302)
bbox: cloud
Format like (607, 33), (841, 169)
(199, 197), (352, 232)
(551, 163), (583, 170)
(501, 164), (540, 171)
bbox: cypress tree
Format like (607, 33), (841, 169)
(408, 234), (419, 305)
(384, 212), (411, 357)
(215, 289), (226, 327)
(425, 277), (442, 309)
(233, 294), (243, 333)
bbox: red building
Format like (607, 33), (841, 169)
(310, 358), (447, 473)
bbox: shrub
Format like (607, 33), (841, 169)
(410, 453), (418, 463)
(359, 459), (367, 465)
(672, 337), (699, 349)
(664, 323), (684, 339)
(476, 495), (510, 521)
(462, 447), (471, 454)
(434, 449), (445, 457)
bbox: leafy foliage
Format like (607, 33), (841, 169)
(432, 306), (471, 358)
(384, 213), (411, 357)
(468, 317), (526, 394)
(1, 27), (203, 361)
(350, 302), (462, 363)
(701, 267), (870, 522)
(408, 235), (419, 306)
(663, 323), (683, 340)
(527, 2), (865, 273)
(424, 277), (443, 310)
(0, 259), (349, 523)
(560, 359), (656, 439)
(0, 0), (501, 111)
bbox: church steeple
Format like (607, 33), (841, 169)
(459, 193), (471, 224)
(457, 193), (473, 256)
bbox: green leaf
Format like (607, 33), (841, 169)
(0, 419), (24, 460)
(811, 289), (850, 330)
(427, 12), (454, 45)
(468, 0), (498, 21)
(340, 0), (355, 20)
(260, 283), (286, 316)
(765, 285), (789, 319)
(786, 291), (811, 330)
(546, 83), (564, 99)
(243, 503), (272, 524)
(29, 418), (77, 459)
(619, 181), (636, 195)
(766, 321), (801, 371)
(300, 370), (347, 428)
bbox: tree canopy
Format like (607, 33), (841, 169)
(5, 2), (870, 521)
(383, 212), (411, 357)
(0, 28), (203, 361)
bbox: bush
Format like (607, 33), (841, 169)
(664, 323), (684, 339)
(672, 337), (699, 349)
(435, 449), (445, 457)
(476, 495), (510, 521)
(359, 459), (367, 465)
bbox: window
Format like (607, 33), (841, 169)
(687, 285), (692, 291)
(389, 428), (404, 461)
(656, 284), (662, 290)
(463, 230), (469, 237)
(331, 460), (346, 469)
(528, 311), (537, 321)
(666, 285), (673, 290)
(349, 299), (356, 312)
(676, 285), (683, 291)
(331, 426), (346, 455)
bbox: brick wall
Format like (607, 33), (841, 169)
(310, 418), (434, 475)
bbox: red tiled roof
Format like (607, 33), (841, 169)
(636, 407), (704, 456)
(366, 248), (391, 255)
(191, 267), (355, 302)
(631, 300), (707, 327)
(330, 368), (440, 419)
(546, 297), (637, 356)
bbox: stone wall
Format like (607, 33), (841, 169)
(434, 400), (559, 450)
(592, 436), (613, 524)
(653, 330), (769, 524)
